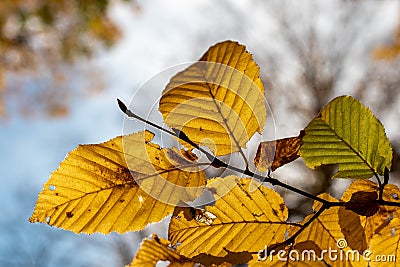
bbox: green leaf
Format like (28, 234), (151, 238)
(300, 95), (392, 179)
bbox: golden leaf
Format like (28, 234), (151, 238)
(341, 180), (378, 201)
(293, 195), (343, 248)
(341, 180), (399, 243)
(168, 176), (288, 262)
(127, 234), (193, 267)
(369, 218), (400, 267)
(159, 40), (266, 156)
(254, 133), (303, 172)
(29, 130), (206, 234)
(338, 207), (367, 253)
(249, 242), (327, 267)
(341, 180), (400, 203)
(128, 234), (233, 267)
(291, 194), (367, 266)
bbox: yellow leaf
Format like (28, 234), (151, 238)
(168, 176), (288, 262)
(341, 180), (399, 243)
(341, 180), (378, 202)
(128, 234), (232, 267)
(292, 194), (367, 266)
(254, 134), (303, 172)
(29, 130), (206, 234)
(249, 242), (327, 267)
(159, 40), (266, 156)
(338, 208), (367, 253)
(294, 195), (343, 249)
(341, 180), (400, 203)
(127, 234), (193, 267)
(369, 218), (400, 267)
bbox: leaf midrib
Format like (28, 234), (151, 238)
(44, 161), (205, 211)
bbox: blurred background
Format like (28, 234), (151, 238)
(1, 0), (399, 266)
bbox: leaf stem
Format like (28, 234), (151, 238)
(265, 204), (329, 253)
(117, 99), (228, 169)
(286, 204), (327, 245)
(377, 200), (400, 207)
(374, 173), (382, 190)
(254, 172), (332, 204)
(379, 168), (390, 201)
(117, 99), (333, 205)
(117, 99), (177, 137)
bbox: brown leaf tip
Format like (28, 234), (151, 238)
(344, 191), (379, 217)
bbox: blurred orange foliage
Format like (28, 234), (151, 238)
(373, 10), (400, 60)
(0, 0), (134, 119)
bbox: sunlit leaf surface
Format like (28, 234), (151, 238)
(30, 130), (206, 233)
(300, 95), (392, 179)
(159, 41), (266, 156)
(127, 234), (194, 267)
(169, 176), (288, 260)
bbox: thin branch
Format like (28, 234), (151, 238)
(117, 99), (400, 252)
(118, 99), (228, 169)
(266, 203), (329, 252)
(117, 99), (177, 137)
(286, 204), (327, 245)
(379, 168), (390, 201)
(255, 173), (332, 205)
(117, 99), (332, 205)
(377, 200), (400, 207)
(374, 173), (382, 190)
